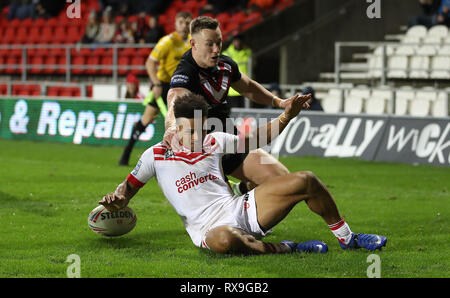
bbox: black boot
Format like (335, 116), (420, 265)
(118, 120), (146, 166)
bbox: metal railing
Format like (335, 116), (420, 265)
(0, 42), (156, 82)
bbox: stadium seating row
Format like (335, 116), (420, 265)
(320, 85), (449, 117)
(0, 46), (151, 76)
(0, 0), (268, 45)
(369, 44), (450, 79)
(400, 25), (450, 45)
(367, 25), (450, 80)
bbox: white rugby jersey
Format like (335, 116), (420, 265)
(126, 132), (242, 245)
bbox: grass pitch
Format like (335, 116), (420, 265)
(0, 139), (449, 278)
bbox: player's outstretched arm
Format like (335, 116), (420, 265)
(99, 180), (139, 212)
(232, 73), (310, 110)
(163, 87), (192, 149)
(240, 93), (311, 152)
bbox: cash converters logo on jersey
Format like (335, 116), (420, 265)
(66, 0), (81, 19)
(175, 171), (219, 193)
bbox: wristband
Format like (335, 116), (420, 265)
(279, 112), (289, 125)
(272, 96), (280, 108)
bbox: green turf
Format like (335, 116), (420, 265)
(1, 139), (449, 278)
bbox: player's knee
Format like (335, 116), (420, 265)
(292, 171), (321, 194)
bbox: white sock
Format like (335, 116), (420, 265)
(329, 219), (353, 245)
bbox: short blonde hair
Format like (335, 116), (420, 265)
(190, 16), (219, 35)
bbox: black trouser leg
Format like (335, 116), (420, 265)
(118, 120), (146, 166)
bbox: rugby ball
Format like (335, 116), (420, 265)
(88, 205), (137, 237)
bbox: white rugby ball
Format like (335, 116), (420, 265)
(88, 205), (137, 237)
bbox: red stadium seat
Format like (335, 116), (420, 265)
(0, 49), (8, 59)
(29, 56), (45, 74)
(21, 18), (33, 28)
(2, 27), (16, 44)
(120, 47), (136, 57)
(230, 12), (247, 27)
(118, 55), (130, 75)
(27, 27), (42, 44)
(0, 84), (7, 95)
(59, 87), (73, 97)
(28, 84), (41, 96)
(9, 18), (21, 28)
(71, 55), (85, 75)
(86, 55), (100, 75)
(137, 47), (151, 58)
(86, 85), (93, 97)
(53, 27), (67, 44)
(40, 26), (54, 44)
(13, 84), (37, 96)
(130, 56), (146, 75)
(57, 56), (68, 74)
(71, 47), (91, 57)
(33, 18), (46, 28)
(66, 26), (82, 44)
(184, 0), (200, 15)
(14, 27), (28, 43)
(45, 17), (58, 27)
(47, 86), (60, 97)
(44, 55), (58, 74)
(216, 12), (230, 29)
(5, 56), (21, 74)
(72, 87), (81, 97)
(100, 55), (113, 75)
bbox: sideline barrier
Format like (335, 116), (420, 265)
(231, 109), (450, 167)
(1, 98), (448, 167)
(0, 97), (164, 147)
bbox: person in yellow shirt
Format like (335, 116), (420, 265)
(222, 34), (252, 108)
(119, 11), (192, 166)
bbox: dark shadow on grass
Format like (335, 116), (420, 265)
(80, 229), (190, 252)
(0, 190), (57, 217)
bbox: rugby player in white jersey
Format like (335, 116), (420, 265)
(99, 93), (387, 254)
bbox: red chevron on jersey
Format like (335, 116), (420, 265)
(199, 62), (232, 103)
(152, 136), (219, 165)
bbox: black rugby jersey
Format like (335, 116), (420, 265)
(170, 49), (242, 122)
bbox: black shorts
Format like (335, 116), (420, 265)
(216, 122), (248, 175)
(148, 82), (170, 108)
(222, 152), (248, 175)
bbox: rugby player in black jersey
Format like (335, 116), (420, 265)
(165, 16), (311, 195)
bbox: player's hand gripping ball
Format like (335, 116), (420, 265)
(88, 205), (137, 236)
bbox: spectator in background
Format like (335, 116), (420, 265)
(34, 1), (50, 19)
(114, 19), (135, 43)
(409, 0), (450, 28)
(223, 34), (252, 108)
(124, 73), (144, 99)
(418, 0), (441, 15)
(142, 15), (165, 44)
(118, 1), (132, 17)
(94, 6), (117, 44)
(301, 86), (323, 111)
(131, 12), (150, 43)
(81, 10), (100, 44)
(8, 0), (35, 20)
(437, 0), (450, 26)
